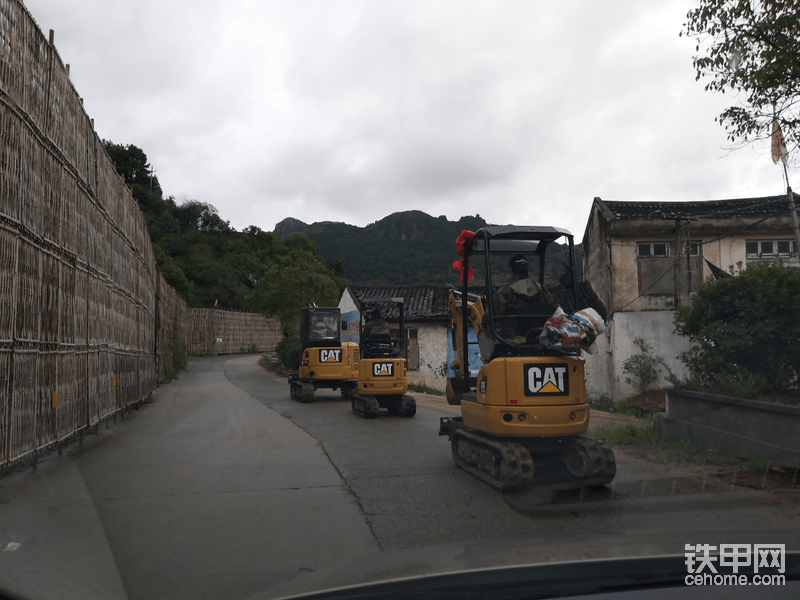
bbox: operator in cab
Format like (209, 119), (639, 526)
(493, 254), (543, 315)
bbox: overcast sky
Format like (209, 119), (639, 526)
(30, 0), (793, 237)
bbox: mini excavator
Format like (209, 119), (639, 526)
(351, 297), (416, 418)
(440, 226), (616, 491)
(289, 306), (359, 402)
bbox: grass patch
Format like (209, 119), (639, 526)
(259, 357), (276, 371)
(593, 422), (755, 467)
(407, 383), (444, 396)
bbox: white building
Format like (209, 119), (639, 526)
(581, 194), (799, 402)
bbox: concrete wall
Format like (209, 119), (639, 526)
(656, 389), (800, 467)
(585, 311), (690, 402)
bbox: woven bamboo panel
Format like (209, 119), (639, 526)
(0, 100), (21, 221)
(18, 124), (44, 236)
(0, 0), (24, 105)
(0, 349), (10, 465)
(10, 351), (36, 459)
(88, 274), (108, 346)
(86, 349), (99, 426)
(58, 256), (75, 345)
(0, 226), (15, 342)
(39, 250), (58, 345)
(71, 351), (90, 432)
(14, 238), (38, 343)
(45, 55), (84, 175)
(42, 152), (62, 245)
(74, 266), (88, 346)
(61, 171), (81, 256)
(96, 349), (114, 420)
(20, 15), (50, 132)
(35, 351), (57, 447)
(56, 351), (80, 439)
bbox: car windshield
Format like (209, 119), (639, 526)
(1, 2), (798, 600)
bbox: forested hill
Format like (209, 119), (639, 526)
(274, 212), (579, 286)
(274, 211), (488, 285)
(108, 142), (578, 316)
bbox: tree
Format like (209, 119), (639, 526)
(674, 262), (800, 398)
(244, 233), (344, 321)
(105, 142), (162, 194)
(681, 1), (800, 158)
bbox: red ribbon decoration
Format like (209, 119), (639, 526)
(452, 230), (474, 281)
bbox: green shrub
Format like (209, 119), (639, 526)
(675, 262), (800, 397)
(275, 336), (300, 370)
(622, 337), (669, 401)
(171, 330), (188, 371)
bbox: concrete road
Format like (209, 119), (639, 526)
(0, 355), (797, 600)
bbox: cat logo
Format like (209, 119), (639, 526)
(524, 364), (569, 396)
(319, 349), (342, 363)
(372, 362), (394, 377)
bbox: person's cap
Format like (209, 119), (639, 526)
(509, 254), (528, 273)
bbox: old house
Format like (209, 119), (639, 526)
(581, 194), (800, 402)
(338, 285), (452, 391)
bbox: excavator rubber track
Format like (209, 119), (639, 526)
(289, 380), (315, 403)
(299, 383), (315, 403)
(450, 427), (534, 492)
(352, 395), (380, 418)
(561, 436), (617, 487)
(385, 395), (417, 417)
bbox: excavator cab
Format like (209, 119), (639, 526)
(288, 307), (359, 402)
(351, 298), (416, 418)
(441, 226), (616, 491)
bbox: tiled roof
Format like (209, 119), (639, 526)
(348, 282), (606, 325)
(347, 285), (451, 323)
(600, 194), (796, 220)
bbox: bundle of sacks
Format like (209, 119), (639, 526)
(539, 307), (605, 354)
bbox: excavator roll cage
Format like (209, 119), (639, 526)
(459, 226), (581, 391)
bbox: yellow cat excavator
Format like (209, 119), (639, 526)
(440, 226), (616, 491)
(351, 297), (416, 418)
(289, 307), (359, 402)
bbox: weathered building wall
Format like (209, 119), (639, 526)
(408, 322), (448, 392)
(585, 311), (690, 402)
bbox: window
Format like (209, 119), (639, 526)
(746, 240), (796, 258)
(637, 241), (702, 297)
(637, 242), (670, 257)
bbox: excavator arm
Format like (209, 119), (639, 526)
(446, 289), (486, 405)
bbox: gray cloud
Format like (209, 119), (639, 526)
(31, 0), (793, 236)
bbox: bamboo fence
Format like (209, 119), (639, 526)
(0, 1), (282, 468)
(187, 308), (283, 356)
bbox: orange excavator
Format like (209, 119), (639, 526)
(440, 226), (616, 491)
(289, 307), (359, 402)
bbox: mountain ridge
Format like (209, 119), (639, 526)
(274, 210), (488, 285)
(273, 211), (575, 286)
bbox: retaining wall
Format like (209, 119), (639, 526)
(655, 388), (800, 467)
